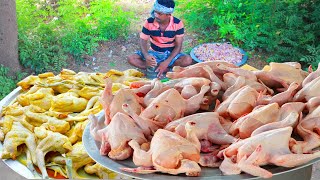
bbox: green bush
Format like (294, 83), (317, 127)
(16, 0), (134, 73)
(177, 0), (320, 68)
(0, 65), (26, 100)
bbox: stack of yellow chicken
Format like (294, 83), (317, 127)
(0, 68), (148, 179)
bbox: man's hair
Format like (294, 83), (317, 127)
(157, 0), (175, 9)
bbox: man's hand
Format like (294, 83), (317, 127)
(155, 60), (170, 78)
(145, 55), (157, 67)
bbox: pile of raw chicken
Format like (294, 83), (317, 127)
(0, 68), (148, 179)
(90, 61), (320, 178)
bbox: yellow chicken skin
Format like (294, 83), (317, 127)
(1, 122), (37, 163)
(65, 142), (95, 179)
(66, 120), (89, 144)
(25, 111), (70, 134)
(84, 163), (121, 179)
(34, 127), (73, 179)
(16, 71), (55, 90)
(17, 87), (54, 110)
(38, 77), (85, 94)
(78, 86), (103, 100)
(1, 68), (149, 179)
(51, 91), (88, 113)
(17, 75), (41, 90)
(1, 103), (47, 117)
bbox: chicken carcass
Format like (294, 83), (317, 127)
(215, 85), (259, 119)
(167, 63), (232, 90)
(254, 62), (308, 91)
(251, 102), (304, 136)
(100, 78), (143, 124)
(131, 85), (210, 128)
(89, 112), (147, 160)
(1, 122), (37, 163)
(222, 73), (273, 101)
(229, 103), (280, 139)
(292, 104), (320, 153)
(34, 127), (73, 179)
(165, 112), (236, 146)
(122, 123), (201, 176)
(293, 76), (320, 102)
(220, 127), (320, 178)
(256, 82), (299, 106)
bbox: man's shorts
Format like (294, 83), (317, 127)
(135, 50), (185, 67)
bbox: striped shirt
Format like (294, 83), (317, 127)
(140, 16), (184, 52)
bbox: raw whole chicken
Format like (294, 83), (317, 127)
(132, 85), (210, 128)
(222, 73), (273, 101)
(167, 62), (234, 90)
(89, 112), (147, 160)
(251, 102), (304, 136)
(100, 78), (143, 124)
(122, 123), (201, 176)
(228, 103), (280, 139)
(215, 85), (259, 119)
(293, 76), (320, 102)
(254, 62), (308, 90)
(34, 126), (73, 179)
(164, 112), (236, 146)
(220, 127), (320, 178)
(292, 104), (320, 153)
(256, 82), (300, 106)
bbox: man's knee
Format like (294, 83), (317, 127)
(176, 55), (192, 67)
(184, 55), (193, 66)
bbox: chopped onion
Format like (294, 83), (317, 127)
(193, 43), (243, 64)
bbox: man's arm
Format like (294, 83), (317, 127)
(155, 36), (183, 76)
(140, 38), (157, 67)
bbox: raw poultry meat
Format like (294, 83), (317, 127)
(16, 86), (54, 111)
(293, 76), (320, 102)
(100, 78), (143, 124)
(220, 127), (320, 178)
(251, 102), (304, 136)
(215, 85), (259, 119)
(121, 103), (160, 139)
(229, 103), (280, 139)
(169, 60), (237, 78)
(222, 73), (273, 101)
(1, 122), (37, 163)
(89, 112), (147, 160)
(254, 62), (308, 90)
(216, 63), (257, 81)
(122, 123), (201, 176)
(143, 79), (170, 106)
(167, 62), (234, 90)
(302, 62), (320, 87)
(65, 142), (95, 179)
(256, 82), (300, 106)
(164, 112), (236, 146)
(292, 104), (320, 153)
(135, 85), (210, 128)
(34, 126), (73, 179)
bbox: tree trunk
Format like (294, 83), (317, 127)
(0, 0), (21, 73)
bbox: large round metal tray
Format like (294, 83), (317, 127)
(83, 121), (319, 180)
(190, 43), (248, 67)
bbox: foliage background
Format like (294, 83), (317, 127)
(176, 0), (320, 68)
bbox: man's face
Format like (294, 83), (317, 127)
(154, 10), (170, 23)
